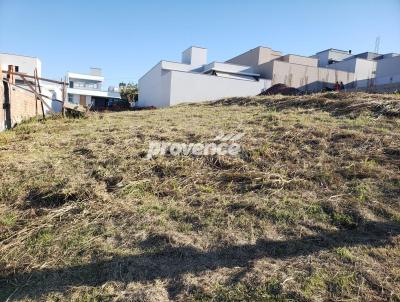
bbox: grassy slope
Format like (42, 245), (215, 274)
(0, 92), (400, 301)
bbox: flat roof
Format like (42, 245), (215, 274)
(315, 48), (350, 55)
(227, 45), (282, 60)
(204, 68), (260, 77)
(281, 54), (318, 60)
(356, 51), (380, 55)
(183, 46), (207, 52)
(67, 72), (104, 81)
(0, 52), (40, 60)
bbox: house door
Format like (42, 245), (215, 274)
(79, 95), (86, 106)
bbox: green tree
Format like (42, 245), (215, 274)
(119, 82), (138, 104)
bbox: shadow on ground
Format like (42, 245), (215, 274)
(1, 220), (399, 300)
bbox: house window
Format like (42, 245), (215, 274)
(68, 94), (73, 103)
(15, 66), (19, 72)
(69, 81), (74, 88)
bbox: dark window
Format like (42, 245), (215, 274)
(69, 81), (74, 88)
(15, 66), (19, 72)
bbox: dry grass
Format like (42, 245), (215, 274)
(0, 92), (400, 301)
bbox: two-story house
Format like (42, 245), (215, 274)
(67, 68), (121, 108)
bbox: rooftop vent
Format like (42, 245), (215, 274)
(90, 67), (102, 76)
(181, 46), (207, 66)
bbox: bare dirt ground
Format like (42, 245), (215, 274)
(0, 92), (399, 301)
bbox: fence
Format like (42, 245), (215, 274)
(1, 65), (68, 131)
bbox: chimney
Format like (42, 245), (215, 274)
(181, 46), (207, 66)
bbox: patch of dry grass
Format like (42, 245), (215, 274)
(0, 92), (399, 301)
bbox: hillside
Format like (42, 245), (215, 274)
(1, 92), (400, 301)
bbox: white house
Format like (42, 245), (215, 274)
(139, 45), (400, 107)
(138, 46), (270, 108)
(0, 52), (42, 78)
(311, 49), (353, 67)
(67, 68), (121, 108)
(0, 52), (62, 113)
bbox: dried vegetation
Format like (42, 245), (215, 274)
(0, 92), (400, 301)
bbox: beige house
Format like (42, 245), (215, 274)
(233, 47), (355, 91)
(138, 45), (400, 107)
(226, 46), (282, 67)
(254, 53), (354, 91)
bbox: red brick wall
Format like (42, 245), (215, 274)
(1, 80), (40, 131)
(0, 80), (4, 131)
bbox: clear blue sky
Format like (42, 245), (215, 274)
(1, 0), (399, 87)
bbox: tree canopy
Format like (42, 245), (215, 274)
(119, 82), (138, 103)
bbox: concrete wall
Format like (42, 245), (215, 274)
(255, 60), (354, 91)
(168, 70), (270, 106)
(354, 52), (381, 60)
(203, 62), (254, 74)
(226, 47), (282, 67)
(226, 47), (260, 67)
(0, 53), (41, 77)
(181, 47), (207, 66)
(0, 81), (4, 131)
(259, 47), (282, 65)
(353, 59), (377, 87)
(40, 83), (63, 112)
(327, 58), (377, 87)
(138, 63), (172, 108)
(326, 58), (356, 73)
(138, 65), (270, 108)
(279, 55), (318, 67)
(375, 56), (400, 85)
(161, 61), (197, 72)
(312, 49), (352, 67)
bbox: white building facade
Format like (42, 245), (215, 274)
(312, 49), (400, 89)
(0, 53), (42, 77)
(375, 55), (400, 86)
(67, 68), (121, 108)
(139, 45), (400, 107)
(0, 52), (63, 113)
(138, 47), (270, 108)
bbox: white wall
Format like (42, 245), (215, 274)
(375, 56), (400, 85)
(40, 83), (63, 113)
(326, 59), (356, 73)
(280, 55), (318, 67)
(161, 61), (197, 72)
(168, 70), (270, 106)
(137, 63), (172, 108)
(0, 53), (41, 76)
(226, 46), (282, 67)
(203, 62), (254, 74)
(138, 63), (270, 108)
(67, 72), (104, 82)
(256, 60), (354, 91)
(181, 47), (207, 66)
(312, 50), (352, 67)
(327, 58), (376, 87)
(354, 59), (377, 87)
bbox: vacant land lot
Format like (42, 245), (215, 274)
(1, 92), (400, 301)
